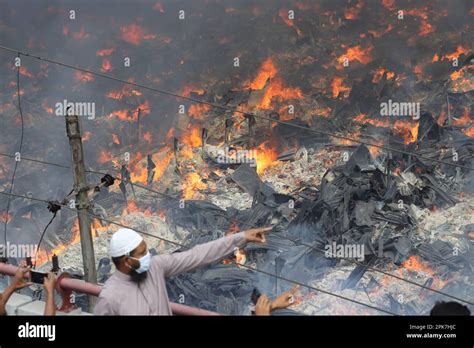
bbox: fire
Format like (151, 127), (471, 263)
(82, 131), (92, 142)
(344, 0), (364, 20)
(153, 150), (173, 182)
(337, 130), (360, 146)
(337, 44), (373, 65)
(157, 209), (166, 221)
(106, 84), (143, 100)
(255, 142), (279, 174)
(247, 56), (303, 109)
(249, 57), (278, 90)
(130, 149), (173, 184)
(444, 45), (469, 61)
(182, 172), (207, 199)
(450, 67), (474, 92)
(278, 8), (303, 36)
(382, 0), (395, 11)
(33, 218), (108, 266)
(0, 212), (12, 224)
(234, 248), (247, 266)
(42, 99), (53, 113)
(120, 23), (156, 45)
(166, 128), (175, 140)
(96, 48), (115, 56)
(101, 58), (113, 73)
(181, 125), (202, 148)
(419, 20), (434, 36)
(260, 77), (303, 109)
(74, 71), (94, 82)
(372, 67), (395, 83)
(72, 27), (89, 40)
(404, 7), (435, 36)
(19, 67), (34, 78)
(153, 2), (164, 12)
(98, 149), (113, 164)
(452, 108), (473, 137)
(181, 84), (206, 97)
(112, 133), (120, 145)
(394, 120), (419, 144)
(331, 76), (351, 98)
(368, 24), (394, 38)
(401, 255), (448, 289)
(107, 100), (150, 122)
(188, 103), (211, 120)
(368, 140), (384, 157)
(143, 131), (152, 143)
(125, 201), (152, 215)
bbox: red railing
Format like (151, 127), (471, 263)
(0, 262), (220, 316)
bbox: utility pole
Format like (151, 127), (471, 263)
(65, 113), (97, 310)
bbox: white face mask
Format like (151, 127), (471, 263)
(128, 251), (151, 274)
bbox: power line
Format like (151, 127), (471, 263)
(83, 168), (474, 305)
(0, 189), (397, 315)
(0, 44), (471, 171)
(0, 46), (470, 307)
(3, 53), (25, 248)
(0, 150), (470, 305)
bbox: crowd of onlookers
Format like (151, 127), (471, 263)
(0, 266), (56, 316)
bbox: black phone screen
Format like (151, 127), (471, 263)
(30, 271), (47, 284)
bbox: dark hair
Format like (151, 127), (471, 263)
(111, 256), (124, 268)
(430, 301), (471, 316)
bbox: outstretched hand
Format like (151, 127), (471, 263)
(244, 226), (272, 243)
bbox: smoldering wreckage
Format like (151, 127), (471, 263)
(0, 1), (473, 316)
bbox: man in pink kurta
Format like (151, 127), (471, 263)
(94, 227), (271, 315)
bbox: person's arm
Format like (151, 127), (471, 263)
(0, 267), (32, 315)
(43, 273), (56, 316)
(157, 227), (272, 278)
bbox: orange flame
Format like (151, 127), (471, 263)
(74, 71), (94, 82)
(338, 44), (374, 65)
(255, 142), (280, 174)
(183, 172), (207, 199)
(101, 58), (113, 73)
(96, 48), (115, 56)
(42, 99), (53, 113)
(188, 103), (211, 120)
(394, 120), (419, 144)
(401, 255), (448, 289)
(344, 0), (364, 20)
(331, 76), (351, 98)
(120, 23), (156, 45)
(278, 8), (303, 36)
(249, 57), (278, 90)
(112, 133), (120, 145)
(372, 67), (395, 83)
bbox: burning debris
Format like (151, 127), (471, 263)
(0, 0), (473, 317)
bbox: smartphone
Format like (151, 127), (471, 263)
(30, 270), (47, 284)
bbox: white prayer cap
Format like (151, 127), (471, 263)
(110, 228), (143, 257)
